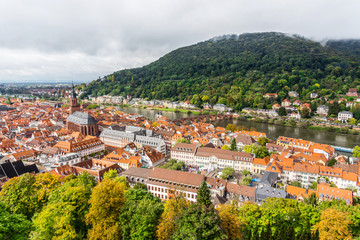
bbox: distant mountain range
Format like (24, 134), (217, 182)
(82, 32), (360, 110)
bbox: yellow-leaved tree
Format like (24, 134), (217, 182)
(217, 204), (242, 240)
(34, 172), (61, 204)
(156, 197), (190, 240)
(86, 178), (128, 240)
(313, 208), (352, 240)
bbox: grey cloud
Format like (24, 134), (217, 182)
(0, 0), (359, 82)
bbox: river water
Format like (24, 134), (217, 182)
(117, 107), (360, 149)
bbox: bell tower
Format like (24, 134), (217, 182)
(70, 83), (81, 114)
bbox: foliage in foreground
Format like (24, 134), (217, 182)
(0, 172), (359, 239)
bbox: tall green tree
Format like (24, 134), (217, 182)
(278, 107), (287, 116)
(119, 189), (164, 240)
(171, 204), (226, 240)
(230, 138), (237, 151)
(197, 181), (211, 207)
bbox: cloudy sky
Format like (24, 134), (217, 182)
(0, 0), (359, 83)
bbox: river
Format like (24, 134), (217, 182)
(117, 107), (360, 149)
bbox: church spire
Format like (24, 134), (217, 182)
(70, 81), (80, 114)
(72, 81), (77, 99)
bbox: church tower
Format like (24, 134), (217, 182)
(70, 84), (81, 114)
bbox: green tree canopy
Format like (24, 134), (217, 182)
(197, 181), (211, 207)
(171, 204), (226, 240)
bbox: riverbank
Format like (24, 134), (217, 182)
(239, 116), (360, 136)
(150, 107), (201, 115)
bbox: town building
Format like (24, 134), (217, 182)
(54, 135), (105, 156)
(0, 160), (39, 180)
(100, 125), (166, 154)
(66, 111), (99, 136)
(122, 167), (151, 187)
(347, 88), (358, 97)
(310, 93), (318, 99)
(55, 158), (123, 182)
(281, 99), (291, 107)
(263, 93), (278, 99)
(251, 156), (270, 174)
(288, 91), (299, 98)
(193, 147), (253, 171)
(317, 105), (329, 116)
(317, 182), (353, 205)
(170, 143), (199, 165)
(234, 134), (256, 150)
(338, 111), (353, 122)
(213, 104), (232, 112)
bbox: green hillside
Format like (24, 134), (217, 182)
(83, 32), (360, 110)
(326, 39), (360, 60)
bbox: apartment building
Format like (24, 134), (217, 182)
(194, 147), (253, 171)
(100, 125), (166, 154)
(170, 142), (199, 165)
(54, 136), (105, 157)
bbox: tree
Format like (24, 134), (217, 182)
(0, 202), (32, 240)
(171, 204), (226, 240)
(304, 192), (318, 207)
(197, 181), (211, 207)
(86, 179), (128, 240)
(313, 208), (352, 240)
(241, 177), (252, 186)
(309, 181), (317, 190)
(0, 173), (38, 219)
(299, 120), (311, 129)
(353, 146), (360, 158)
(327, 158), (337, 166)
(175, 138), (190, 144)
(329, 101), (341, 116)
(217, 204), (242, 240)
(278, 107), (287, 116)
(301, 106), (310, 118)
(156, 198), (189, 240)
(221, 145), (230, 150)
(349, 118), (357, 125)
(31, 175), (94, 239)
(220, 167), (235, 179)
(34, 172), (61, 205)
(225, 123), (238, 132)
(238, 203), (262, 239)
(120, 188), (163, 240)
(242, 169), (250, 176)
(244, 144), (269, 158)
(289, 181), (302, 188)
(133, 182), (148, 190)
(230, 138), (237, 151)
(257, 137), (269, 146)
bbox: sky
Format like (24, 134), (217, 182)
(0, 0), (359, 83)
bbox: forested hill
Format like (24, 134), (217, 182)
(326, 39), (360, 60)
(83, 32), (360, 110)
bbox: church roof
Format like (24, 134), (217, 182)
(67, 111), (97, 125)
